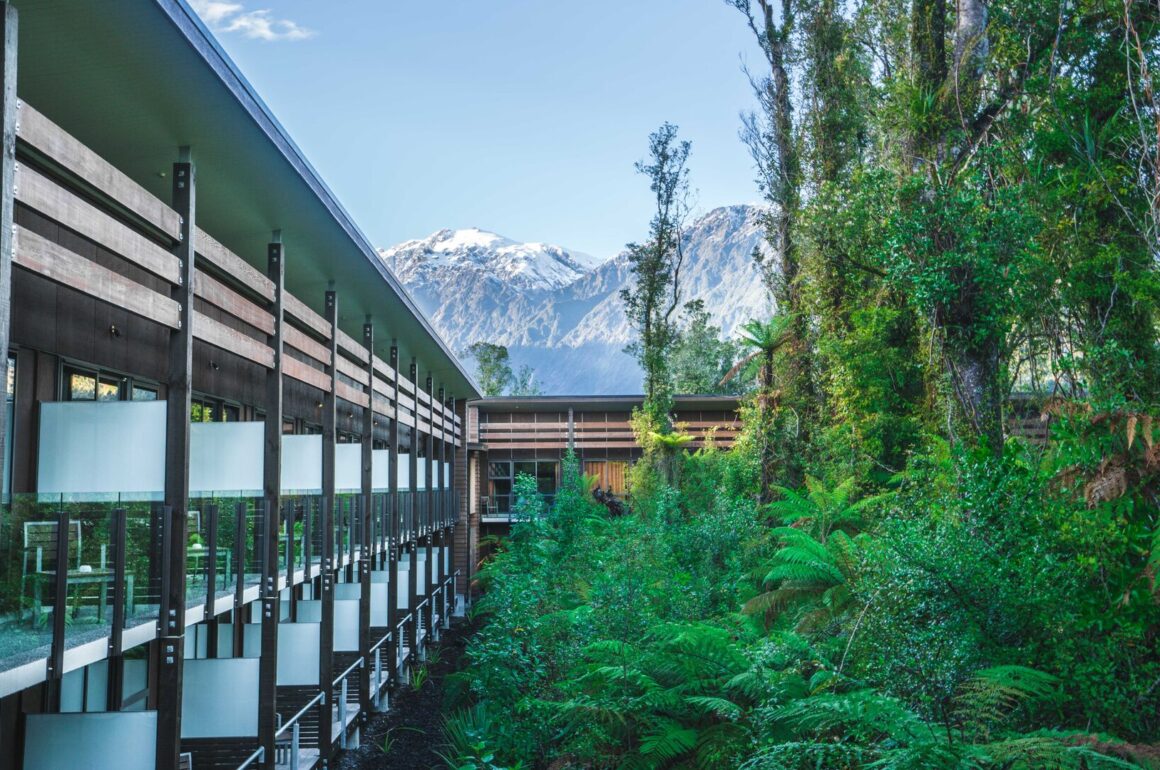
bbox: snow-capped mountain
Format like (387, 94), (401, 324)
(378, 205), (773, 394)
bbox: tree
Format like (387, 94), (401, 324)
(721, 315), (797, 501)
(670, 301), (740, 395)
(467, 342), (514, 397)
(511, 364), (542, 397)
(620, 123), (692, 425)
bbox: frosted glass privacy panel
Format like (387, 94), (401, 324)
(182, 658), (259, 737)
(370, 578), (389, 625)
(336, 443), (361, 492)
(282, 434), (322, 493)
(25, 711), (157, 770)
(278, 623), (320, 686)
(416, 461), (427, 490)
(397, 453), (411, 489)
(37, 401), (167, 500)
(334, 600), (359, 651)
(444, 461), (451, 487)
(190, 422), (263, 496)
(372, 449), (390, 490)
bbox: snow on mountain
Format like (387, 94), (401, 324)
(378, 227), (596, 293)
(377, 205), (773, 394)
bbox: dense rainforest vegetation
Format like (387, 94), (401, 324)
(443, 1), (1160, 767)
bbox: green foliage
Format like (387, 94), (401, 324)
(621, 122), (693, 418)
(467, 342), (542, 397)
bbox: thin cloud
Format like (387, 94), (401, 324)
(190, 0), (315, 42)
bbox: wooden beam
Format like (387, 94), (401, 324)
(16, 102), (181, 240)
(285, 324), (331, 367)
(284, 355), (331, 392)
(335, 353), (370, 386)
(284, 292), (331, 340)
(15, 164), (182, 284)
(194, 228), (275, 302)
(14, 225), (181, 328)
(194, 268), (274, 335)
(318, 290), (338, 760)
(358, 321), (374, 719)
(336, 379), (369, 408)
(386, 343), (400, 691)
(0, 4), (15, 536)
(157, 153), (195, 770)
(258, 241), (285, 770)
(193, 310), (274, 368)
(336, 327), (369, 363)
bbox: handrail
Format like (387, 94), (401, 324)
(332, 656), (363, 689)
(236, 746), (264, 770)
(275, 690), (326, 739)
(369, 628), (393, 654)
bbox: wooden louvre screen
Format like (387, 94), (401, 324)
(585, 461), (627, 495)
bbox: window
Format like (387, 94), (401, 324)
(488, 460), (558, 513)
(191, 395), (242, 423)
(63, 364), (157, 404)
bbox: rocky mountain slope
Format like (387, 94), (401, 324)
(377, 205), (772, 394)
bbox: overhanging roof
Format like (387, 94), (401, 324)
(11, 0), (480, 399)
(472, 395), (742, 413)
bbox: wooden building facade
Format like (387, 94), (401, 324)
(0, 2), (479, 769)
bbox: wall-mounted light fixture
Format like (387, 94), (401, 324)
(109, 324), (120, 338)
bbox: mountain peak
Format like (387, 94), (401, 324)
(379, 227), (594, 292)
(378, 204), (773, 393)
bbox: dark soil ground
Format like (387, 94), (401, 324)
(335, 617), (479, 770)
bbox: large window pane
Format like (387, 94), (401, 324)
(69, 372), (96, 401)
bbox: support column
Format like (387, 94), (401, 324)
(407, 360), (419, 657)
(424, 374), (435, 639)
(0, 4), (16, 502)
(157, 148), (196, 770)
(386, 344), (399, 683)
(319, 290), (338, 760)
(437, 388), (447, 619)
(447, 396), (458, 611)
(358, 322), (374, 718)
(258, 238), (285, 769)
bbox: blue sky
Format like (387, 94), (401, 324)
(191, 1), (765, 259)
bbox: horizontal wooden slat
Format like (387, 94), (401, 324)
(335, 329), (369, 363)
(14, 225), (180, 328)
(195, 229), (275, 302)
(17, 103), (182, 239)
(286, 325), (331, 367)
(284, 293), (331, 340)
(194, 269), (275, 335)
(284, 356), (330, 392)
(371, 395), (396, 420)
(15, 165), (181, 285)
(336, 380), (369, 408)
(335, 355), (369, 386)
(193, 311), (274, 368)
(372, 357), (395, 382)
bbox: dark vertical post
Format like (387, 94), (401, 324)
(424, 374), (435, 638)
(358, 322), (374, 718)
(437, 388), (447, 614)
(0, 5), (16, 495)
(158, 148), (196, 770)
(407, 360), (419, 656)
(319, 290), (338, 758)
(386, 344), (399, 682)
(107, 507), (127, 710)
(258, 239), (285, 769)
(45, 509), (68, 710)
(447, 397), (457, 612)
(205, 505), (219, 660)
(567, 407), (575, 452)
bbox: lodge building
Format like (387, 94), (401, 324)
(0, 3), (746, 769)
